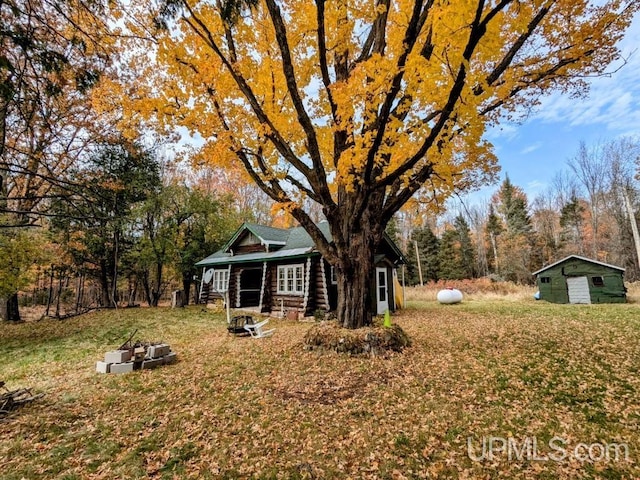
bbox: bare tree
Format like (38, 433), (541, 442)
(531, 190), (561, 265)
(606, 138), (640, 278)
(568, 142), (608, 258)
(467, 203), (490, 277)
(551, 170), (581, 212)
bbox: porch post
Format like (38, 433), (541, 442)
(319, 258), (329, 311)
(258, 261), (267, 312)
(198, 267), (206, 304)
(302, 257), (312, 315)
(235, 269), (242, 308)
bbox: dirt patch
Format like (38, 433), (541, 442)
(275, 376), (369, 405)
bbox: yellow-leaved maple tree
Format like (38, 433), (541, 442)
(119, 0), (637, 328)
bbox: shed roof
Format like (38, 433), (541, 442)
(532, 255), (625, 276)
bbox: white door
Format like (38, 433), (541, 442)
(376, 267), (389, 314)
(567, 276), (591, 304)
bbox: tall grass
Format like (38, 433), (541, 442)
(405, 278), (536, 303)
(407, 278), (640, 304)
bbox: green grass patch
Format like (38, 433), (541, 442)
(2, 300), (640, 478)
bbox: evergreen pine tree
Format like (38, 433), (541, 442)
(493, 176), (535, 283)
(559, 194), (586, 254)
(486, 204), (503, 274)
(498, 176), (532, 235)
(453, 214), (476, 278)
(405, 225), (440, 285)
(438, 229), (465, 280)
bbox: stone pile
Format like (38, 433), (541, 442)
(96, 343), (176, 374)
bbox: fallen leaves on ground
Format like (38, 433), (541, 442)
(1, 300), (640, 479)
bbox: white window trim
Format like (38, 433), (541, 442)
(213, 269), (229, 292)
(277, 263), (305, 295)
(330, 265), (338, 285)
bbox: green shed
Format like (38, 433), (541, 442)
(532, 255), (626, 304)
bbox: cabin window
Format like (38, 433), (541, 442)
(277, 264), (304, 295)
(330, 266), (338, 285)
(213, 269), (229, 292)
(540, 277), (551, 284)
(592, 276), (604, 287)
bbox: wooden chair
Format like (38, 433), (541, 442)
(243, 319), (275, 338)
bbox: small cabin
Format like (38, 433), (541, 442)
(196, 222), (405, 318)
(532, 255), (626, 304)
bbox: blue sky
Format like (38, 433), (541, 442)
(471, 12), (640, 204)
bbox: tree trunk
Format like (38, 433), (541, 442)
(149, 262), (163, 307)
(0, 293), (20, 322)
(127, 274), (138, 307)
(334, 229), (378, 329)
(99, 259), (111, 307)
(45, 268), (54, 316)
(489, 233), (498, 273)
(182, 274), (191, 306)
(55, 274), (63, 318)
(623, 186), (640, 271)
(141, 271), (152, 306)
(111, 229), (120, 308)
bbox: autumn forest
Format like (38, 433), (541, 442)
(2, 0), (639, 327)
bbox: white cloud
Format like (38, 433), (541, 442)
(520, 142), (543, 155)
(532, 13), (640, 135)
(527, 180), (546, 192)
(484, 123), (520, 146)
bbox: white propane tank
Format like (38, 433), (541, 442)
(437, 288), (463, 304)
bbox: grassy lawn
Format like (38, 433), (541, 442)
(1, 297), (640, 479)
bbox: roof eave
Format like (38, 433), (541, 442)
(383, 232), (407, 265)
(532, 254), (625, 276)
(197, 248), (318, 266)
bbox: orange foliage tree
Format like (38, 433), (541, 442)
(119, 0), (637, 328)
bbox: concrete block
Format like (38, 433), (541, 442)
(104, 350), (131, 364)
(110, 362), (134, 374)
(96, 361), (111, 374)
(142, 358), (163, 370)
(148, 344), (170, 359)
(163, 352), (177, 365)
(133, 347), (146, 362)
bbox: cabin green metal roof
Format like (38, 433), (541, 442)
(221, 222), (289, 253)
(196, 221), (406, 267)
(196, 247), (318, 266)
(283, 223), (332, 249)
(532, 255), (625, 276)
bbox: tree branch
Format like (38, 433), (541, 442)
(363, 0), (432, 183)
(315, 0), (345, 166)
(374, 0), (498, 191)
(264, 0), (335, 210)
(179, 1), (314, 181)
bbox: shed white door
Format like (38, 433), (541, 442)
(567, 276), (591, 304)
(376, 267), (389, 314)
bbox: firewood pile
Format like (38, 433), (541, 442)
(0, 381), (44, 421)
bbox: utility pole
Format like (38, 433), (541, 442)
(414, 240), (424, 286)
